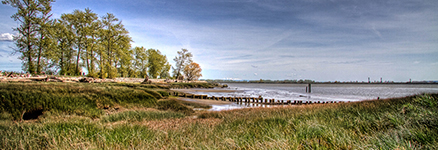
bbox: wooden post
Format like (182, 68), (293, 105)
(308, 83), (311, 93)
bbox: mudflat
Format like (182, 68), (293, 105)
(177, 98), (233, 105)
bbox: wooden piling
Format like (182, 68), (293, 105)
(308, 83), (311, 93)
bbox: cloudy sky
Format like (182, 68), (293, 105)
(1, 0), (437, 81)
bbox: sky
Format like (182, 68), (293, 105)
(1, 0), (437, 82)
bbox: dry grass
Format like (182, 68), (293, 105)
(139, 117), (222, 130)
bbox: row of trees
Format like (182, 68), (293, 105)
(3, 0), (202, 80)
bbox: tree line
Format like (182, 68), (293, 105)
(3, 0), (202, 80)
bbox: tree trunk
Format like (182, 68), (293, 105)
(76, 41), (81, 76)
(36, 34), (43, 74)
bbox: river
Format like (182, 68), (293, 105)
(186, 83), (438, 102)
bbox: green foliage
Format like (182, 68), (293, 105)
(132, 46), (148, 78)
(2, 0), (55, 74)
(4, 2), (173, 78)
(146, 49), (168, 79)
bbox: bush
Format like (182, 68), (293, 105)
(157, 91), (170, 97)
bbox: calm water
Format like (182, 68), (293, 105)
(191, 83), (438, 102)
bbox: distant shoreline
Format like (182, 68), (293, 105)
(215, 81), (438, 84)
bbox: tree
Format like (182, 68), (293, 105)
(61, 8), (100, 76)
(3, 0), (55, 74)
(147, 49), (168, 79)
(183, 62), (202, 81)
(34, 0), (53, 74)
(132, 46), (148, 78)
(51, 18), (76, 75)
(81, 8), (99, 77)
(172, 49), (192, 79)
(159, 62), (171, 79)
(98, 13), (131, 78)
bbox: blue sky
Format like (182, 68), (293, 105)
(1, 0), (437, 81)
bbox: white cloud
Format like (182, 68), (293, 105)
(0, 33), (14, 41)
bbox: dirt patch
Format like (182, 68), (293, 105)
(22, 108), (44, 120)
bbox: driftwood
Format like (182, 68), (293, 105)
(141, 76), (151, 84)
(79, 77), (94, 83)
(45, 76), (63, 82)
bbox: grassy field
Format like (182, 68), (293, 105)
(0, 82), (437, 149)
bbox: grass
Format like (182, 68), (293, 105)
(0, 82), (174, 120)
(1, 81), (437, 149)
(179, 100), (213, 109)
(156, 99), (195, 115)
(100, 110), (185, 123)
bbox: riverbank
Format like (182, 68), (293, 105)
(1, 82), (437, 149)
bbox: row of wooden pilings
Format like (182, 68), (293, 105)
(169, 92), (347, 105)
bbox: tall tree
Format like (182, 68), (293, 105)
(183, 62), (202, 81)
(2, 0), (55, 73)
(99, 13), (131, 78)
(172, 49), (192, 80)
(61, 9), (99, 75)
(52, 18), (75, 75)
(147, 49), (168, 79)
(132, 46), (148, 78)
(116, 37), (132, 78)
(34, 0), (53, 74)
(159, 62), (171, 79)
(81, 8), (99, 77)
